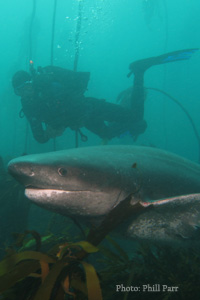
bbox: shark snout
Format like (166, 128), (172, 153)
(8, 160), (35, 185)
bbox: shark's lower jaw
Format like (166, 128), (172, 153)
(25, 188), (86, 205)
(25, 188), (86, 199)
(24, 188), (115, 217)
(25, 188), (93, 207)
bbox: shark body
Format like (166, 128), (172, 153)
(8, 145), (200, 242)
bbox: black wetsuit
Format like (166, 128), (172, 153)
(18, 48), (198, 143)
(20, 66), (146, 143)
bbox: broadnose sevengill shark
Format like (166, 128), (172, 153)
(8, 145), (200, 242)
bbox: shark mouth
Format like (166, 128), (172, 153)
(25, 188), (88, 199)
(24, 188), (114, 217)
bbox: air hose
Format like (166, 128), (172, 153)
(24, 0), (37, 154)
(29, 0), (36, 62)
(146, 87), (200, 162)
(50, 0), (57, 66)
(74, 0), (83, 72)
(73, 0), (85, 147)
(50, 0), (58, 150)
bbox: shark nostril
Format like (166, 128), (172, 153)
(58, 167), (67, 177)
(21, 166), (35, 177)
(29, 169), (35, 177)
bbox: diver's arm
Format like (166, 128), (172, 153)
(29, 118), (50, 144)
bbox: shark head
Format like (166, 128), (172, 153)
(8, 146), (139, 218)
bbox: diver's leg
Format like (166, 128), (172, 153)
(85, 97), (132, 123)
(130, 73), (145, 121)
(85, 117), (147, 140)
(106, 119), (147, 139)
(84, 98), (147, 139)
(98, 99), (147, 138)
(84, 118), (110, 139)
(128, 48), (199, 123)
(84, 98), (134, 139)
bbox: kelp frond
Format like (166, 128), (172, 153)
(0, 239), (102, 300)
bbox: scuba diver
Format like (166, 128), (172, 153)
(12, 48), (198, 144)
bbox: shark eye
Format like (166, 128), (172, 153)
(58, 167), (67, 176)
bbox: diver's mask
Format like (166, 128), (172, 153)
(14, 81), (33, 97)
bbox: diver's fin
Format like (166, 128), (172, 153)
(127, 48), (199, 77)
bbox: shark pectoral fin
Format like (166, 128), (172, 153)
(128, 194), (200, 241)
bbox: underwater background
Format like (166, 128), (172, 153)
(1, 0), (200, 159)
(0, 0), (200, 299)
